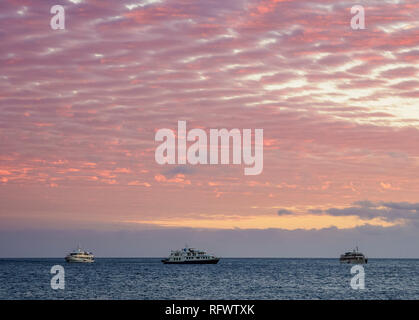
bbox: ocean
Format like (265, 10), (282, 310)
(1, 258), (418, 300)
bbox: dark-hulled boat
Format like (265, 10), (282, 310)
(339, 247), (368, 264)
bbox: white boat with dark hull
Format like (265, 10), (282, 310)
(162, 247), (220, 264)
(339, 247), (368, 264)
(65, 246), (95, 263)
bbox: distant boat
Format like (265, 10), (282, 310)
(162, 246), (220, 264)
(65, 245), (95, 263)
(339, 247), (368, 264)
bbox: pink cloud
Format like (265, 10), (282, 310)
(0, 0), (418, 230)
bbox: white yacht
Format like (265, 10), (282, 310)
(65, 246), (95, 263)
(162, 246), (220, 264)
(339, 247), (368, 264)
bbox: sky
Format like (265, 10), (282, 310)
(0, 0), (419, 257)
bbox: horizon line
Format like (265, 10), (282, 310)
(1, 256), (419, 259)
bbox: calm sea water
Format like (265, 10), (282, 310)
(0, 258), (418, 299)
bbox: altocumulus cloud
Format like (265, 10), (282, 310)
(162, 165), (196, 178)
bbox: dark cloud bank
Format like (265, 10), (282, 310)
(278, 201), (419, 225)
(1, 223), (419, 258)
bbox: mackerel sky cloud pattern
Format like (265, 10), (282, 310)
(1, 0), (419, 240)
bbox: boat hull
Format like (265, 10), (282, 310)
(65, 256), (95, 263)
(339, 258), (367, 264)
(162, 258), (220, 264)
